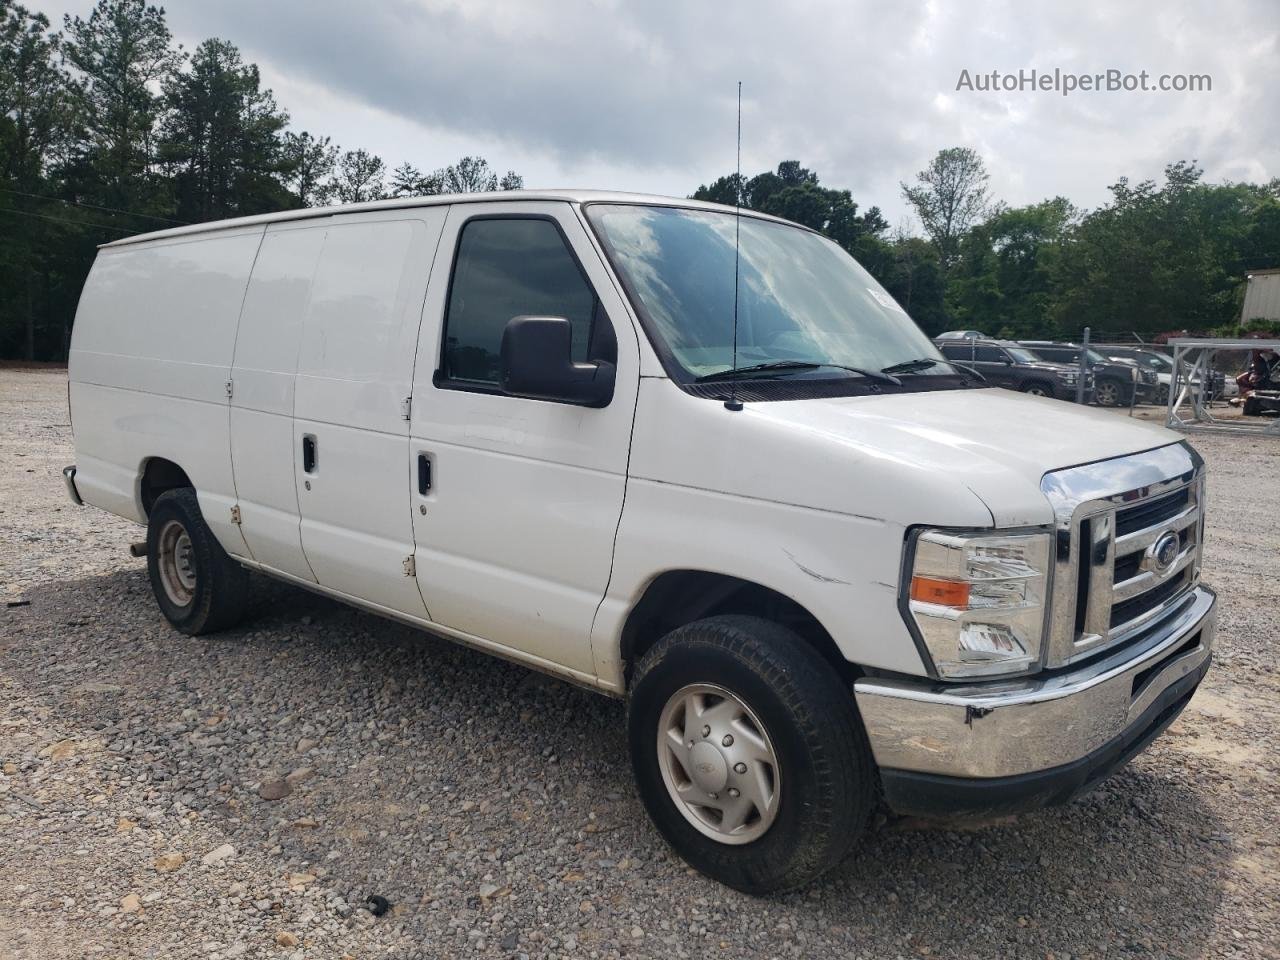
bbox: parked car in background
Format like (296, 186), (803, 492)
(935, 329), (986, 340)
(936, 337), (1092, 400)
(1096, 346), (1224, 405)
(1019, 341), (1156, 407)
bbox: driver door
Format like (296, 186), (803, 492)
(406, 202), (640, 678)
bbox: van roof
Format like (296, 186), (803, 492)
(100, 189), (799, 249)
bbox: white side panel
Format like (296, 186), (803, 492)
(229, 222), (328, 580)
(294, 216), (432, 431)
(67, 228), (264, 546)
(67, 383), (243, 552)
(293, 210), (446, 617)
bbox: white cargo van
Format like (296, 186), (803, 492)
(64, 192), (1216, 893)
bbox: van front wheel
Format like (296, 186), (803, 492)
(146, 488), (248, 635)
(627, 615), (874, 894)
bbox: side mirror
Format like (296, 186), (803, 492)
(499, 316), (615, 407)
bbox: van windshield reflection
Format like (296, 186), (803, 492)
(586, 204), (951, 385)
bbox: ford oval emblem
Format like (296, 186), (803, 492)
(1146, 530), (1181, 576)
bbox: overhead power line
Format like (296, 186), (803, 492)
(0, 206), (137, 235)
(0, 186), (190, 225)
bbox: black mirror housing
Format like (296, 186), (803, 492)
(499, 316), (615, 407)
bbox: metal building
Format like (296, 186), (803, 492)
(1241, 268), (1280, 323)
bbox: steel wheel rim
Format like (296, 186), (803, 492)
(1097, 382), (1119, 405)
(157, 519), (196, 607)
(656, 683), (781, 845)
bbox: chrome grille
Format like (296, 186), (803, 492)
(1041, 444), (1205, 668)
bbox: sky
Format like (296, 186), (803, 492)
(32, 0), (1280, 227)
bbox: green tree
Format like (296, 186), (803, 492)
(389, 156), (521, 197)
(1052, 162), (1257, 335)
(901, 147), (992, 268)
(690, 172), (745, 207)
(693, 161), (887, 252)
(432, 155), (508, 193)
(332, 148), (385, 203)
(281, 130), (337, 206)
(389, 161), (428, 198)
(948, 197), (1077, 337)
(159, 38), (294, 222)
(0, 1), (77, 358)
(61, 0), (182, 213)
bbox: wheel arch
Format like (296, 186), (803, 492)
(139, 457), (194, 517)
(1020, 378), (1054, 396)
(619, 569), (857, 689)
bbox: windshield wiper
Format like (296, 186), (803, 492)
(696, 360), (901, 386)
(941, 359), (987, 383)
(695, 360), (820, 382)
(880, 358), (937, 375)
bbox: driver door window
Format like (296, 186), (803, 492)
(439, 218), (598, 386)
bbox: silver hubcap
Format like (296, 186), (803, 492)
(1098, 383), (1118, 404)
(657, 683), (781, 845)
(157, 519), (196, 607)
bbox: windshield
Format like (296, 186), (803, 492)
(586, 204), (946, 380)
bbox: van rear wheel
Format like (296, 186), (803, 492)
(146, 488), (248, 635)
(628, 615), (874, 894)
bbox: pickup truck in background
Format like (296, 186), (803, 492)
(63, 191), (1217, 893)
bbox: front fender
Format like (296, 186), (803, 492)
(589, 477), (931, 691)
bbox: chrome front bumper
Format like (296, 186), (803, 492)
(855, 585), (1215, 809)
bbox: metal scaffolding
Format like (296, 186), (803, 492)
(1166, 337), (1280, 437)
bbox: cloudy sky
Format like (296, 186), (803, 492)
(35, 0), (1280, 226)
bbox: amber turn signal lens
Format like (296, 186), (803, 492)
(910, 575), (970, 608)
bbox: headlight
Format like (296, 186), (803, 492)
(904, 529), (1051, 679)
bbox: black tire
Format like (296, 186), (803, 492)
(146, 488), (248, 635)
(1094, 379), (1123, 406)
(628, 615), (874, 894)
(1020, 380), (1053, 398)
(1156, 384), (1170, 405)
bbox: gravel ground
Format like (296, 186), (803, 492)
(2, 366), (1278, 960)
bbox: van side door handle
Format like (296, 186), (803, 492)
(417, 454), (432, 495)
(302, 434), (317, 473)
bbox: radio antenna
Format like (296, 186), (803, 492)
(725, 81), (745, 412)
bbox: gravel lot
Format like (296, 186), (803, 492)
(3, 366), (1278, 960)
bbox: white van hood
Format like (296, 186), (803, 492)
(631, 381), (1182, 529)
(744, 387), (1179, 526)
